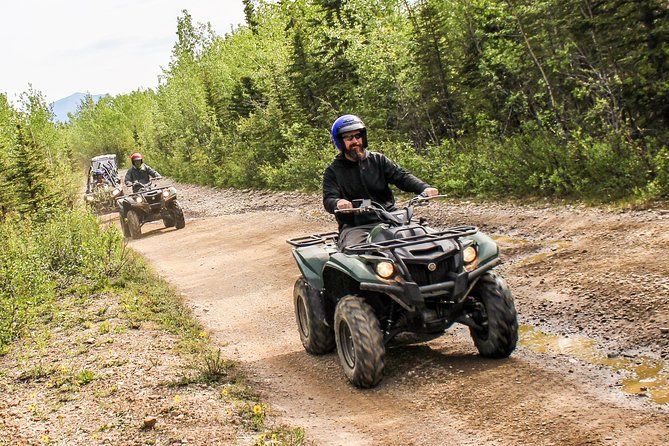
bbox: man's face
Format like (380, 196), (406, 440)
(341, 130), (365, 161)
(132, 159), (143, 169)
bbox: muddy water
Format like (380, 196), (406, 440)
(519, 325), (669, 404)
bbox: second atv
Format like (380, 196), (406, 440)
(117, 181), (185, 238)
(287, 195), (518, 388)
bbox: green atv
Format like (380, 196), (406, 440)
(287, 196), (518, 388)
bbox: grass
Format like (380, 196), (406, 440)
(1, 211), (305, 445)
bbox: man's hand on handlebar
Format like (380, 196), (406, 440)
(336, 199), (353, 210)
(422, 187), (439, 197)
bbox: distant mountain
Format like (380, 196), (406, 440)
(50, 92), (106, 123)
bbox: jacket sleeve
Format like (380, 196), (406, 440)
(323, 167), (341, 214)
(381, 154), (429, 194)
(146, 165), (160, 178)
(124, 169), (133, 184)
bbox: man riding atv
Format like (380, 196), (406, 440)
(287, 114), (518, 388)
(124, 152), (162, 192)
(324, 114), (438, 247)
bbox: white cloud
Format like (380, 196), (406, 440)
(0, 0), (246, 103)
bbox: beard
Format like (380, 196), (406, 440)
(345, 144), (366, 161)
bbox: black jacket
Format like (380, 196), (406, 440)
(323, 151), (429, 229)
(124, 165), (160, 187)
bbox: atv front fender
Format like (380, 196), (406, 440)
(463, 231), (499, 266)
(292, 245), (331, 290)
(326, 253), (386, 285)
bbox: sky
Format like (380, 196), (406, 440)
(0, 0), (246, 103)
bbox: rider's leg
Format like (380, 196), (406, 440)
(338, 223), (378, 250)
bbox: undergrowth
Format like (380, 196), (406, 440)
(0, 209), (304, 445)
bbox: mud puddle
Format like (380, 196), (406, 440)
(492, 235), (573, 266)
(519, 325), (669, 404)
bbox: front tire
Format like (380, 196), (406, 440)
(469, 272), (518, 358)
(334, 295), (385, 388)
(162, 215), (175, 228)
(120, 214), (131, 238)
(172, 201), (185, 229)
(126, 210), (142, 239)
(294, 278), (335, 355)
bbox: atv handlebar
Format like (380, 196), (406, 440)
(334, 195), (446, 226)
(408, 193), (448, 206)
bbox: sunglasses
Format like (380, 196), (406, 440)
(342, 133), (364, 142)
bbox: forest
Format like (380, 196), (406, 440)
(65, 0), (668, 200)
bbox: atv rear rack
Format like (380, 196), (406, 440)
(344, 225), (478, 253)
(287, 232), (339, 247)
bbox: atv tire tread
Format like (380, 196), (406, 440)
(335, 295), (385, 388)
(469, 272), (518, 358)
(126, 210), (142, 239)
(294, 278), (335, 355)
(163, 215), (175, 228)
(120, 216), (131, 238)
(172, 201), (186, 229)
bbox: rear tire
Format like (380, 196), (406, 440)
(172, 201), (185, 229)
(334, 295), (385, 388)
(126, 210), (142, 239)
(469, 272), (518, 358)
(294, 278), (335, 355)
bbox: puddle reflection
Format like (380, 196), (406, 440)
(519, 325), (668, 404)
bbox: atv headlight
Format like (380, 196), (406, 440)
(111, 188), (121, 197)
(375, 261), (395, 279)
(162, 187), (177, 198)
(463, 246), (477, 263)
(135, 195), (143, 203)
(463, 245), (478, 271)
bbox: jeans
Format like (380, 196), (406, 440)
(338, 223), (379, 251)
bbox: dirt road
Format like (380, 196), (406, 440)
(128, 184), (669, 445)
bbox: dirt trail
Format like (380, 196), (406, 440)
(127, 184), (669, 446)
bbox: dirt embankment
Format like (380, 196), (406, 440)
(127, 180), (668, 446)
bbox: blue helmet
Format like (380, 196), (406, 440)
(331, 114), (368, 151)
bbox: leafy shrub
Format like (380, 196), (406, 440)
(0, 218), (53, 349)
(0, 210), (127, 352)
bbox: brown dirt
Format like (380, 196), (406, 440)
(125, 181), (669, 446)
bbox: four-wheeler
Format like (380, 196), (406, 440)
(84, 154), (123, 212)
(116, 180), (185, 238)
(287, 195), (518, 388)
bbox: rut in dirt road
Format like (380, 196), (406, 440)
(128, 205), (669, 446)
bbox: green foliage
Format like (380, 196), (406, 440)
(67, 91), (156, 166)
(65, 1), (668, 200)
(0, 91), (128, 351)
(0, 211), (126, 352)
(0, 91), (76, 219)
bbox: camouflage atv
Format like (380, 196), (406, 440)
(84, 154), (123, 213)
(117, 181), (185, 238)
(287, 195), (518, 388)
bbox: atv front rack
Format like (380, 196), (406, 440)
(344, 225), (478, 253)
(287, 232), (339, 247)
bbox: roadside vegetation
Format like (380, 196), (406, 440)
(67, 0), (668, 202)
(0, 91), (302, 444)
